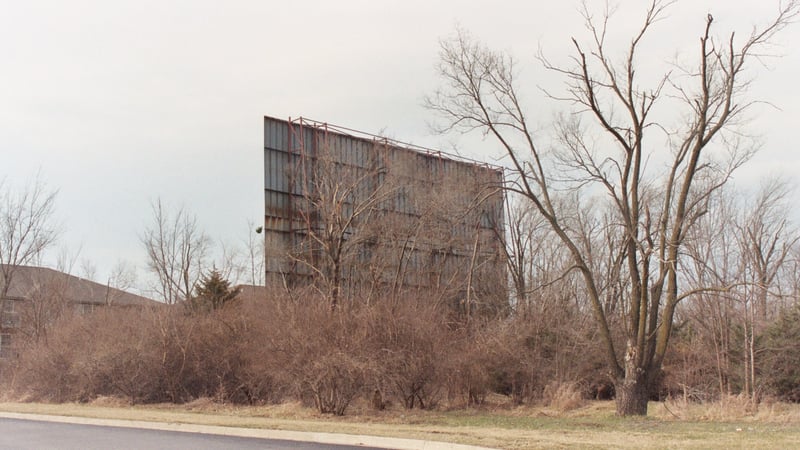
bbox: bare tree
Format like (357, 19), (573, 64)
(428, 1), (798, 415)
(500, 197), (537, 311)
(289, 137), (396, 309)
(0, 177), (58, 293)
(208, 223), (265, 288)
(500, 195), (586, 318)
(680, 180), (799, 400)
(0, 176), (59, 331)
(105, 259), (139, 305)
(16, 269), (71, 346)
(737, 179), (798, 323)
(142, 199), (209, 304)
(682, 187), (740, 398)
(734, 180), (798, 400)
(342, 152), (506, 317)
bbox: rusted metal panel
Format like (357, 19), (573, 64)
(264, 189), (288, 215)
(264, 148), (291, 193)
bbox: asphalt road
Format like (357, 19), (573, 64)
(0, 418), (380, 450)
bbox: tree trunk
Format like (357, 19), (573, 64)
(615, 376), (649, 416)
(614, 340), (650, 416)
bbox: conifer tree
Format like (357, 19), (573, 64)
(188, 268), (240, 313)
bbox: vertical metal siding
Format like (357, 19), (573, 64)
(263, 116), (506, 296)
(264, 117), (287, 151)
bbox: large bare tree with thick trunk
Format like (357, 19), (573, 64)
(427, 1), (798, 415)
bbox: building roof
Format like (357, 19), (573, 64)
(1, 265), (156, 307)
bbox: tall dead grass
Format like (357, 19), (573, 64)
(651, 394), (800, 423)
(542, 381), (586, 412)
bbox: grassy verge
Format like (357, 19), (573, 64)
(1, 399), (798, 449)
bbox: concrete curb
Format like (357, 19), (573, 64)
(0, 411), (497, 450)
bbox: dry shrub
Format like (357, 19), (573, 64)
(226, 296), (292, 405)
(11, 300), (287, 405)
(276, 300), (374, 416)
(302, 350), (369, 415)
(6, 288), (603, 415)
(11, 317), (83, 402)
(368, 299), (448, 410)
(542, 381), (585, 412)
(445, 318), (588, 407)
(443, 331), (491, 407)
(657, 324), (720, 402)
(13, 307), (159, 403)
(439, 319), (552, 408)
(480, 322), (539, 404)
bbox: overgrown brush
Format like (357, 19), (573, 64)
(3, 292), (631, 415)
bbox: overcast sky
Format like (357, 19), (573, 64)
(2, 0), (798, 291)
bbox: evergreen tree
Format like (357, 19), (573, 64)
(187, 268), (240, 313)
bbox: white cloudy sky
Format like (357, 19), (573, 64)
(2, 0), (798, 289)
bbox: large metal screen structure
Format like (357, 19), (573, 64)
(264, 116), (506, 312)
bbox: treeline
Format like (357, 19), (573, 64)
(500, 180), (800, 406)
(3, 175), (799, 414)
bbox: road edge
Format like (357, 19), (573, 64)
(0, 411), (497, 450)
